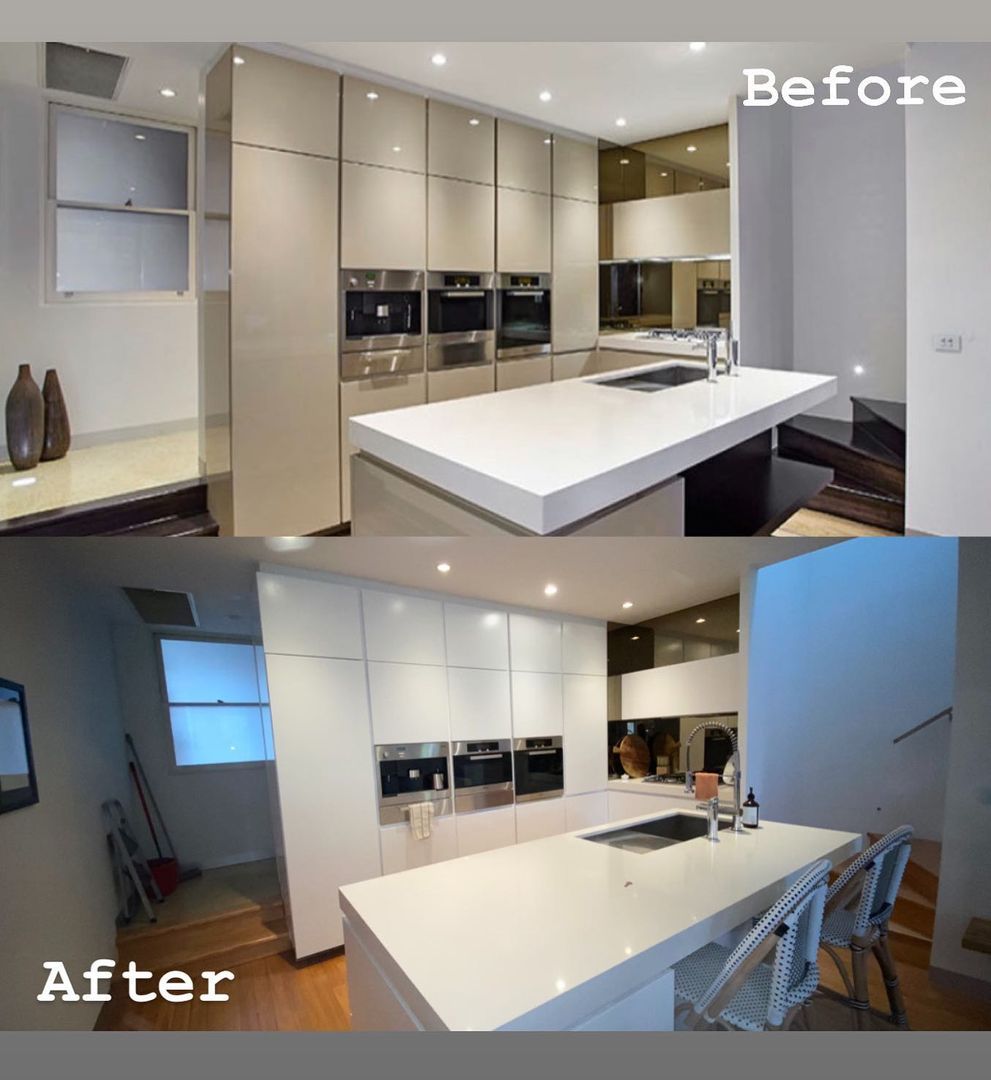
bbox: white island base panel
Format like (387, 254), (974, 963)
(339, 810), (862, 1031)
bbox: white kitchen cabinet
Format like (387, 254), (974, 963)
(231, 46), (339, 160)
(427, 176), (495, 272)
(427, 364), (495, 404)
(607, 790), (687, 823)
(496, 355), (552, 390)
(340, 372), (427, 522)
(367, 661), (450, 745)
(510, 671), (563, 738)
(456, 805), (517, 857)
(447, 667), (512, 741)
(362, 589), (445, 666)
(497, 119), (552, 194)
(562, 621), (607, 675)
(552, 135), (599, 203)
(509, 612), (562, 673)
(257, 572), (363, 660)
(565, 792), (609, 832)
(552, 196), (599, 354)
(496, 187), (551, 273)
(340, 162), (426, 270)
(428, 99), (495, 185)
(380, 815), (458, 875)
(265, 654), (381, 957)
(515, 797), (567, 843)
(443, 603), (509, 670)
(563, 674), (607, 796)
(341, 75), (426, 173)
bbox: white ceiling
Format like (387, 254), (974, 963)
(41, 536), (840, 634)
(0, 42), (906, 141)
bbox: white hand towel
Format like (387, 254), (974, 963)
(408, 801), (435, 841)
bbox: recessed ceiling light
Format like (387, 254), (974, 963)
(622, 601), (634, 609)
(686, 144), (698, 153)
(544, 583), (558, 597)
(436, 562), (451, 574)
(159, 87), (176, 98)
(615, 117), (627, 128)
(134, 133), (146, 141)
(366, 91), (379, 101)
(853, 364), (865, 375)
(695, 617), (707, 624)
(233, 55), (245, 66)
(392, 146), (402, 153)
(689, 42), (707, 52)
(468, 117), (480, 126)
(431, 53), (447, 66)
(539, 90), (552, 103)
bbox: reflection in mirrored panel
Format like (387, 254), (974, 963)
(0, 678), (39, 814)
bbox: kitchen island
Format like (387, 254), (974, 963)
(349, 354), (836, 536)
(339, 808), (861, 1031)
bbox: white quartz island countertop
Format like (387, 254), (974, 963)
(339, 810), (861, 1031)
(349, 361), (837, 534)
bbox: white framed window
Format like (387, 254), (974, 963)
(156, 634), (272, 771)
(47, 103), (196, 302)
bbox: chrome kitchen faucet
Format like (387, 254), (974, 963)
(684, 720), (746, 833)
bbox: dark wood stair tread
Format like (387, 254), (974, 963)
(781, 415), (904, 468)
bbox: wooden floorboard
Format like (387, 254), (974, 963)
(774, 507), (900, 538)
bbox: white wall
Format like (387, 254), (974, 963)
(0, 546), (130, 1030)
(0, 80), (198, 458)
(790, 65), (907, 419)
(746, 538), (958, 840)
(111, 624), (274, 871)
(905, 44), (991, 536)
(931, 539), (991, 988)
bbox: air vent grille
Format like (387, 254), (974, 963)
(45, 42), (128, 100)
(122, 587), (199, 628)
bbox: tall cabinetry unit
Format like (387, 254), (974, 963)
(551, 135), (600, 381)
(257, 572), (381, 959)
(204, 46), (342, 536)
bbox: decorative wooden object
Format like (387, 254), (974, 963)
(4, 364), (44, 470)
(41, 369), (71, 461)
(618, 733), (650, 778)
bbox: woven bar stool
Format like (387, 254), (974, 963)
(819, 825), (914, 1030)
(673, 858), (831, 1031)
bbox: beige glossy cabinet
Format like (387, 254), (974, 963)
(340, 373), (427, 521)
(427, 365), (495, 403)
(497, 119), (552, 194)
(341, 76), (425, 173)
(552, 134), (598, 203)
(427, 176), (495, 272)
(230, 144), (340, 536)
(497, 354), (552, 390)
(231, 46), (340, 159)
(341, 162), (426, 270)
(552, 350), (598, 381)
(428, 100), (495, 184)
(552, 196), (599, 354)
(496, 187), (551, 273)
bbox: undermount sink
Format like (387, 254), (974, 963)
(597, 365), (710, 392)
(582, 813), (731, 854)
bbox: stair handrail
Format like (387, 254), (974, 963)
(892, 706), (953, 745)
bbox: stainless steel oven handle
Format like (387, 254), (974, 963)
(442, 291), (486, 299)
(468, 753), (503, 761)
(506, 290), (546, 298)
(526, 749), (558, 757)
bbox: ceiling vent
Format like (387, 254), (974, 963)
(45, 42), (129, 100)
(122, 587), (199, 628)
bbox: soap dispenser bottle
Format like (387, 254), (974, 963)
(742, 787), (760, 829)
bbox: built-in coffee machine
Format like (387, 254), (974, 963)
(376, 742), (451, 825)
(341, 269), (424, 381)
(451, 739), (514, 813)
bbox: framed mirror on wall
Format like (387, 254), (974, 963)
(0, 677), (39, 814)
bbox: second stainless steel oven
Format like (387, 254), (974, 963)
(427, 272), (495, 371)
(513, 736), (564, 802)
(341, 269), (424, 381)
(452, 739), (514, 813)
(496, 273), (552, 360)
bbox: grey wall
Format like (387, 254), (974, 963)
(0, 546), (130, 1030)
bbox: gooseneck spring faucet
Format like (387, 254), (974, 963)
(683, 720), (746, 833)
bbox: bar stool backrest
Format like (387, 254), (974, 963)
(825, 825), (914, 939)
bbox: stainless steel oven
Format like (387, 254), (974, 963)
(341, 269), (424, 381)
(513, 736), (563, 802)
(427, 272), (495, 371)
(452, 739), (513, 813)
(496, 273), (551, 360)
(376, 741), (451, 825)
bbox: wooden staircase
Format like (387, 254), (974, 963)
(877, 834), (939, 966)
(777, 397), (906, 533)
(116, 889), (290, 975)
